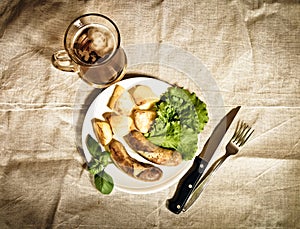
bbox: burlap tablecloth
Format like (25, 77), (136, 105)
(0, 0), (299, 228)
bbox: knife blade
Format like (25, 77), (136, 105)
(166, 106), (240, 214)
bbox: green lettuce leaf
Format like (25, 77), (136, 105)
(145, 87), (208, 160)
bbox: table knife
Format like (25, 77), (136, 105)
(182, 157), (220, 212)
(166, 106), (240, 214)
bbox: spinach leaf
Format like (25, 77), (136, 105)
(86, 134), (102, 158)
(87, 159), (104, 175)
(86, 134), (114, 194)
(94, 171), (114, 195)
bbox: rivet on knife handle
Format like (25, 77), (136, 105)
(166, 157), (208, 214)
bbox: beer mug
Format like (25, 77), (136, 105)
(52, 13), (127, 88)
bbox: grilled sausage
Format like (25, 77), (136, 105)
(107, 139), (163, 182)
(124, 130), (182, 166)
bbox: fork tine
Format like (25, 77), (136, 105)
(242, 128), (254, 146)
(231, 120), (242, 142)
(232, 120), (254, 147)
(232, 120), (245, 142)
(238, 122), (250, 143)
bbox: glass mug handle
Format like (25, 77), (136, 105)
(51, 50), (78, 72)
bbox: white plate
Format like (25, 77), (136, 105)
(81, 77), (194, 194)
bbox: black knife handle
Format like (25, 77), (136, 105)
(166, 157), (208, 214)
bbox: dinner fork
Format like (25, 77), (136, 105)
(182, 120), (254, 211)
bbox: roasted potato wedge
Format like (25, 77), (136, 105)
(128, 85), (159, 110)
(92, 118), (113, 146)
(132, 110), (156, 133)
(102, 111), (114, 123)
(135, 98), (159, 110)
(107, 84), (125, 109)
(107, 84), (135, 115)
(103, 112), (136, 137)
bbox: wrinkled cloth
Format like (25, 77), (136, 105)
(0, 0), (299, 228)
